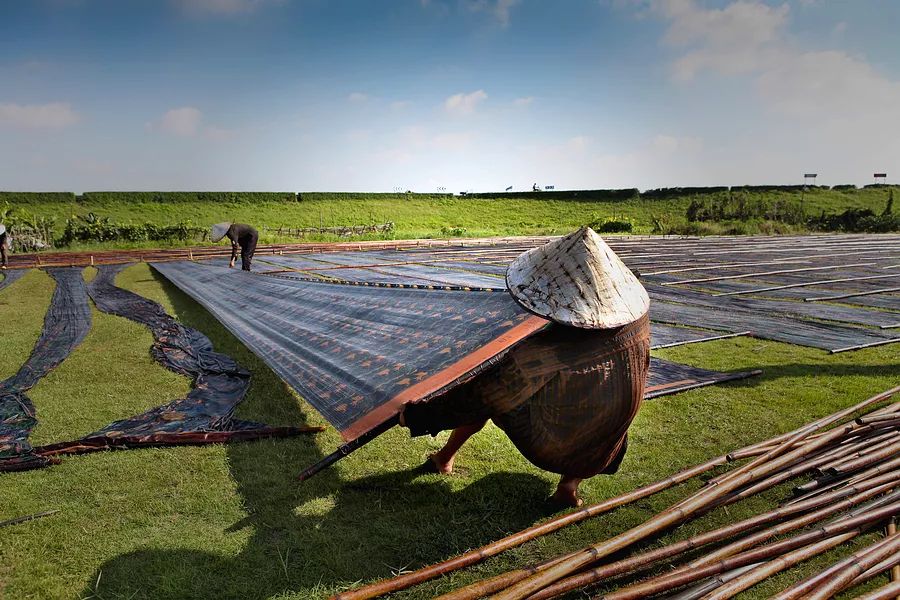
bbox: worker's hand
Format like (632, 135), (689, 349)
(229, 259), (236, 268)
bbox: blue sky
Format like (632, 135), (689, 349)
(1, 0), (898, 192)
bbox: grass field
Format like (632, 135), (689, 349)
(1, 263), (898, 599)
(5, 186), (897, 250)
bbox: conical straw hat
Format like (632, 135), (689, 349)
(506, 227), (649, 329)
(0, 224), (5, 236)
(210, 222), (231, 242)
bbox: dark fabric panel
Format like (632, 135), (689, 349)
(0, 269), (27, 292)
(152, 260), (548, 440)
(648, 298), (897, 352)
(0, 268), (92, 471)
(649, 324), (746, 348)
(645, 358), (759, 398)
(646, 283), (898, 328)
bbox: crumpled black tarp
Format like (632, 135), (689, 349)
(154, 260), (760, 442)
(34, 264), (319, 459)
(0, 268), (91, 471)
(0, 269), (27, 292)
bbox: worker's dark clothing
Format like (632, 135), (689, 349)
(403, 313), (651, 478)
(0, 231), (8, 267)
(226, 224), (258, 271)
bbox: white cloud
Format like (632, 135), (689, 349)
(0, 102), (79, 129)
(657, 0), (790, 81)
(513, 96), (534, 107)
(444, 89), (487, 115)
(832, 21), (847, 35)
(149, 106), (203, 136)
(390, 100), (411, 111)
(347, 92), (368, 103)
(173, 0), (283, 16)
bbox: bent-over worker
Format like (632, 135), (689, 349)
(0, 223), (9, 268)
(211, 222), (259, 271)
(400, 227), (651, 507)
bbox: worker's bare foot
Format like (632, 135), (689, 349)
(550, 475), (584, 508)
(548, 488), (583, 508)
(425, 452), (455, 475)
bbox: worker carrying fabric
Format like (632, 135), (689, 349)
(211, 222), (259, 271)
(400, 227), (651, 507)
(0, 223), (9, 269)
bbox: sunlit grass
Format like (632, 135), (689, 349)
(0, 263), (897, 599)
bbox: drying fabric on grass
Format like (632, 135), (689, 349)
(155, 260), (761, 442)
(645, 283), (899, 329)
(0, 268), (91, 472)
(645, 358), (759, 399)
(0, 269), (27, 292)
(649, 324), (747, 349)
(153, 260), (549, 440)
(34, 264), (320, 458)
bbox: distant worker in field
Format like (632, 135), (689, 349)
(400, 227), (651, 507)
(0, 223), (9, 268)
(211, 222), (259, 271)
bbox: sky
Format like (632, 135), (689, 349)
(1, 0), (898, 192)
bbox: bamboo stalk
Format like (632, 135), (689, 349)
(662, 565), (761, 600)
(854, 581), (900, 600)
(521, 480), (897, 600)
(802, 533), (900, 600)
(696, 531), (862, 600)
(494, 420), (872, 600)
(689, 481), (900, 569)
(597, 502), (898, 600)
(0, 509), (59, 528)
(891, 518), (900, 590)
(336, 388), (899, 600)
(848, 552), (900, 591)
(725, 386), (900, 461)
(771, 528), (899, 600)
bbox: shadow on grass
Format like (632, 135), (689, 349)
(81, 269), (551, 599)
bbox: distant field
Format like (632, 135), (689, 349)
(2, 186), (896, 249)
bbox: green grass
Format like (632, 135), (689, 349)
(1, 263), (898, 599)
(7, 186), (897, 250)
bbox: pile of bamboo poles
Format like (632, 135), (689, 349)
(335, 385), (900, 599)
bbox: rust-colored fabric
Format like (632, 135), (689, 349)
(404, 313), (651, 478)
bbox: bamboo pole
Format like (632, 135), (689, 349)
(662, 261), (883, 286)
(712, 272), (900, 297)
(697, 531), (862, 600)
(802, 533), (900, 600)
(518, 479), (898, 600)
(0, 509), (59, 528)
(689, 482), (900, 569)
(854, 581), (900, 600)
(805, 286), (900, 302)
(597, 502), (898, 600)
(335, 388), (899, 600)
(493, 420), (873, 600)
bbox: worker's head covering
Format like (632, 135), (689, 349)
(0, 224), (5, 237)
(210, 222), (231, 242)
(506, 226), (649, 329)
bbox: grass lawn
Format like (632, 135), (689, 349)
(7, 186), (897, 250)
(0, 263), (898, 599)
